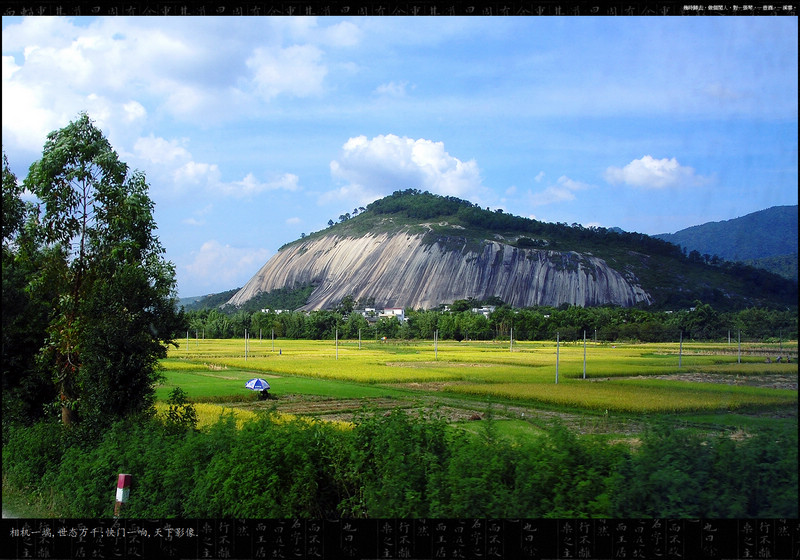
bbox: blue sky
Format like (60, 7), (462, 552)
(2, 16), (797, 298)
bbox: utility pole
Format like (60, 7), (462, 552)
(555, 332), (560, 384)
(738, 329), (741, 364)
(510, 327), (513, 353)
(679, 330), (683, 369)
(583, 330), (586, 379)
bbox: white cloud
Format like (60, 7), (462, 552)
(219, 172), (300, 198)
(1, 17), (349, 144)
(185, 240), (271, 292)
(122, 100), (146, 123)
(319, 21), (362, 48)
(246, 45), (327, 100)
(327, 134), (484, 205)
(286, 217), (302, 225)
(604, 155), (712, 189)
(1, 55), (62, 152)
(534, 171), (545, 183)
(174, 161), (222, 187)
(319, 183), (384, 207)
(278, 17), (362, 48)
(374, 81), (411, 97)
(528, 175), (592, 207)
(134, 135), (192, 165)
(133, 134), (300, 198)
(180, 204), (214, 227)
(556, 176), (592, 192)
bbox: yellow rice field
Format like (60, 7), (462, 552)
(164, 338), (797, 414)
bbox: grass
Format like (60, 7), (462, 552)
(156, 360), (415, 402)
(452, 418), (545, 442)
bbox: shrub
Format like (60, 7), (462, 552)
(348, 408), (452, 518)
(2, 420), (65, 493)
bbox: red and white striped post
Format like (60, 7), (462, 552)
(114, 473), (132, 517)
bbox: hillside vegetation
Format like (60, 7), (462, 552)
(655, 205), (798, 280)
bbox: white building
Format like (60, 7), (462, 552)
(379, 307), (406, 322)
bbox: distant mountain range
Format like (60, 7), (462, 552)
(178, 289), (239, 310)
(654, 205), (798, 282)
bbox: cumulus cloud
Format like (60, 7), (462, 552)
(528, 175), (592, 207)
(327, 134), (484, 205)
(604, 155), (711, 189)
(1, 17), (351, 147)
(184, 240), (271, 292)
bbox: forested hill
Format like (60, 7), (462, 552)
(241, 189), (797, 312)
(654, 205), (798, 281)
(286, 188), (692, 259)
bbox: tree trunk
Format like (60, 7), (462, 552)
(61, 403), (78, 426)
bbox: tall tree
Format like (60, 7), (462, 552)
(22, 113), (185, 430)
(3, 151), (59, 426)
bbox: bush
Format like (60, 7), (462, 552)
(187, 412), (342, 517)
(163, 387), (198, 435)
(4, 410), (795, 519)
(609, 424), (798, 518)
(345, 408), (452, 517)
(2, 420), (65, 492)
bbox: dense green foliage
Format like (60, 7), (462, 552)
(183, 285), (315, 314)
(4, 412), (796, 518)
(609, 424), (799, 517)
(184, 300), (797, 343)
(744, 253), (798, 283)
(2, 152), (58, 430)
(2, 115), (185, 434)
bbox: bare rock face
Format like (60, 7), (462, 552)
(226, 232), (653, 310)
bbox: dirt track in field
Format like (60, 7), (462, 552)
(228, 392), (640, 434)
